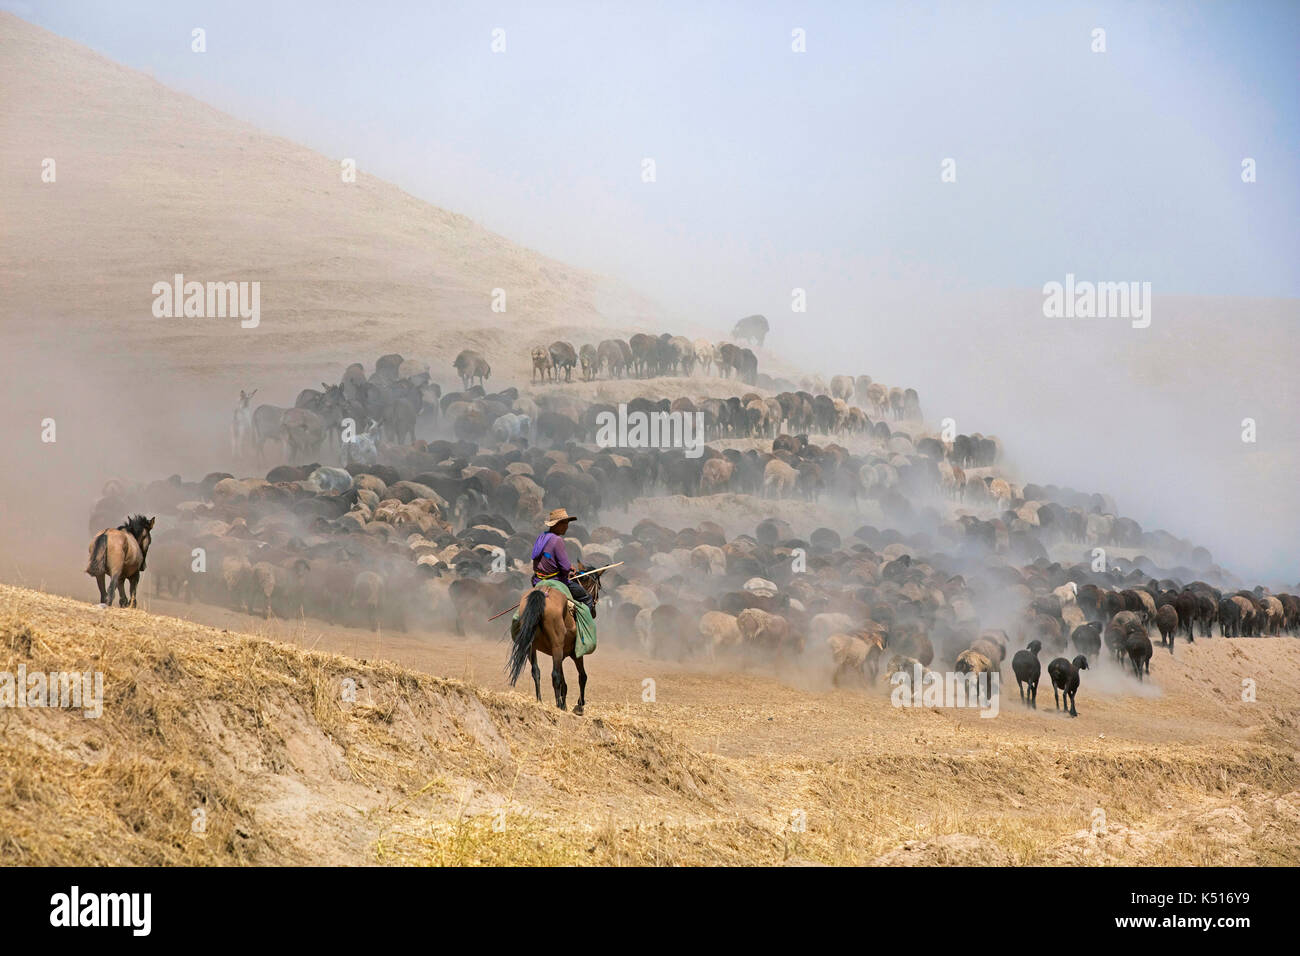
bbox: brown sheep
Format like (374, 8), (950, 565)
(530, 346), (553, 382)
(827, 633), (871, 687)
(700, 458), (735, 495)
(969, 638), (1004, 675)
(249, 559), (310, 619)
(954, 648), (996, 676)
(763, 459), (799, 498)
(221, 554), (253, 612)
(830, 375), (854, 402)
(865, 383), (889, 418)
(699, 611), (743, 657)
(1261, 595), (1284, 635)
(737, 608), (796, 653)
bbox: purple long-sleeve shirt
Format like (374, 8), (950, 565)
(531, 532), (571, 584)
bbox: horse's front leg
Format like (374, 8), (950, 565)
(573, 655), (587, 716)
(551, 647), (567, 710)
(127, 574), (139, 608)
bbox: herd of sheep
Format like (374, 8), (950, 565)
(92, 340), (1298, 713)
(529, 334), (760, 384)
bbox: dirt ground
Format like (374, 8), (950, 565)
(3, 581), (1295, 866)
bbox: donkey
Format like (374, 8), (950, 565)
(251, 403), (287, 463)
(506, 564), (604, 714)
(87, 515), (155, 608)
(295, 383), (350, 456)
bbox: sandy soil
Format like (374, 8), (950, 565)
(2, 584), (1296, 866)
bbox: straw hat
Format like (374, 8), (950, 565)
(544, 508), (574, 529)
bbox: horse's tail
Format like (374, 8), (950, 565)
(86, 531), (109, 576)
(507, 589), (547, 686)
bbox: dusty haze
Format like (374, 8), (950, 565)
(0, 9), (1296, 587)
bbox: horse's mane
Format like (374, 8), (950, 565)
(118, 514), (151, 538)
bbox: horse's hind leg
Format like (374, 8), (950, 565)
(573, 655), (587, 716)
(530, 649), (542, 702)
(94, 574), (107, 605)
(127, 573), (140, 608)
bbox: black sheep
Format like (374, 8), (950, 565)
(1125, 630), (1153, 681)
(1047, 654), (1089, 717)
(1011, 639), (1043, 708)
(1155, 604), (1179, 653)
(1070, 623), (1101, 663)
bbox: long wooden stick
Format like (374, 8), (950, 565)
(485, 562), (625, 621)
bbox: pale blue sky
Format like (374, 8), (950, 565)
(9, 0), (1299, 315)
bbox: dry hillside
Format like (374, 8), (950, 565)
(0, 10), (670, 387)
(2, 584), (1297, 866)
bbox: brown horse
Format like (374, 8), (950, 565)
(87, 515), (155, 608)
(506, 564), (604, 714)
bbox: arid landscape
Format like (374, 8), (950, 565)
(5, 585), (1298, 866)
(1, 10), (1297, 869)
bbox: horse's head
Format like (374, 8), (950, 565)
(120, 514), (156, 566)
(575, 561), (604, 606)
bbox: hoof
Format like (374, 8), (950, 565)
(573, 705), (584, 716)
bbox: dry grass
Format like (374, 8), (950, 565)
(1, 583), (1297, 866)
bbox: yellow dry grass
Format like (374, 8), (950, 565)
(1, 582), (1298, 866)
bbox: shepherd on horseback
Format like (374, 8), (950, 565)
(530, 508), (596, 618)
(506, 508), (604, 713)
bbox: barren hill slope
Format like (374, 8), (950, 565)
(0, 10), (662, 384)
(2, 584), (1297, 866)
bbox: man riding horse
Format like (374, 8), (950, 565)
(531, 508), (596, 618)
(506, 507), (603, 713)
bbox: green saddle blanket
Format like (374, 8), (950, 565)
(513, 579), (597, 657)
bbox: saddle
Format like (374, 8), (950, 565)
(517, 579), (597, 657)
(536, 579), (578, 615)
